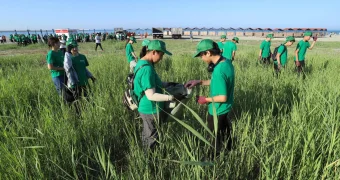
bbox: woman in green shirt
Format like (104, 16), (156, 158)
(46, 37), (65, 96)
(133, 40), (173, 150)
(125, 36), (138, 72)
(185, 39), (235, 155)
(65, 39), (96, 101)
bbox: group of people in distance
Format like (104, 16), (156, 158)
(217, 31), (317, 76)
(46, 37), (96, 115)
(125, 38), (235, 155)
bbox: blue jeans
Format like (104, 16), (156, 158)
(52, 75), (65, 96)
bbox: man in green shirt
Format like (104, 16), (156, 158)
(273, 36), (296, 75)
(294, 31), (317, 76)
(185, 39), (235, 153)
(217, 35), (227, 53)
(222, 37), (239, 61)
(259, 34), (273, 64)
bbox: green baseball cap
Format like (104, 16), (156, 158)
(66, 38), (78, 47)
(266, 34), (274, 39)
(304, 31), (312, 37)
(129, 36), (137, 43)
(220, 35), (227, 39)
(285, 36), (295, 43)
(142, 39), (150, 46)
(147, 40), (172, 55)
(232, 37), (239, 43)
(193, 39), (215, 58)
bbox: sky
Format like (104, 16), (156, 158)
(1, 0), (339, 30)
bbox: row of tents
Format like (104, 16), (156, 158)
(164, 27), (328, 37)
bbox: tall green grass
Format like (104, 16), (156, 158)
(0, 39), (340, 179)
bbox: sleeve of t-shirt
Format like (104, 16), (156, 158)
(141, 68), (156, 90)
(234, 44), (237, 51)
(126, 44), (132, 53)
(296, 41), (302, 50)
(260, 41), (264, 50)
(211, 71), (227, 96)
(307, 42), (311, 48)
(46, 51), (53, 64)
(84, 55), (89, 66)
(278, 45), (285, 54)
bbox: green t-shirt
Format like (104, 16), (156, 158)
(133, 60), (164, 114)
(295, 40), (310, 61)
(260, 40), (271, 58)
(274, 45), (288, 66)
(46, 50), (65, 78)
(72, 54), (89, 86)
(217, 42), (224, 50)
(222, 41), (237, 60)
(208, 60), (235, 115)
(125, 43), (135, 63)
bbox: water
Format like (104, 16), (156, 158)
(1, 29), (338, 39)
(0, 29), (153, 38)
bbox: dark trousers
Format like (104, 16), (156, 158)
(295, 60), (305, 74)
(95, 43), (103, 51)
(63, 85), (89, 117)
(261, 56), (271, 64)
(207, 113), (232, 152)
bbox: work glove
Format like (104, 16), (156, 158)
(313, 35), (318, 41)
(196, 96), (208, 105)
(184, 80), (201, 88)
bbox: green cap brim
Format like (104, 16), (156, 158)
(193, 51), (201, 58)
(164, 50), (172, 56)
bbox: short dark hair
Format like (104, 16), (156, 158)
(47, 37), (59, 48)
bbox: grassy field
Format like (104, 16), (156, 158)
(1, 39), (340, 179)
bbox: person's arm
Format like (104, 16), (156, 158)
(144, 88), (173, 102)
(259, 49), (262, 57)
(201, 80), (211, 86)
(259, 42), (264, 57)
(295, 49), (299, 62)
(232, 45), (237, 60)
(131, 52), (138, 60)
(309, 41), (316, 50)
(184, 80), (210, 88)
(295, 41), (301, 62)
(47, 52), (64, 70)
(48, 64), (64, 70)
(276, 53), (282, 67)
(205, 95), (227, 103)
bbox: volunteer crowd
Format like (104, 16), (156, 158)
(45, 31), (316, 157)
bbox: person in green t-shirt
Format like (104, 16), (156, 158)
(259, 34), (273, 64)
(46, 37), (65, 96)
(70, 45), (96, 100)
(294, 31), (317, 76)
(10, 34), (14, 42)
(125, 36), (138, 72)
(217, 35), (227, 53)
(273, 36), (296, 75)
(133, 40), (173, 150)
(63, 39), (96, 107)
(185, 39), (235, 155)
(222, 37), (239, 61)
